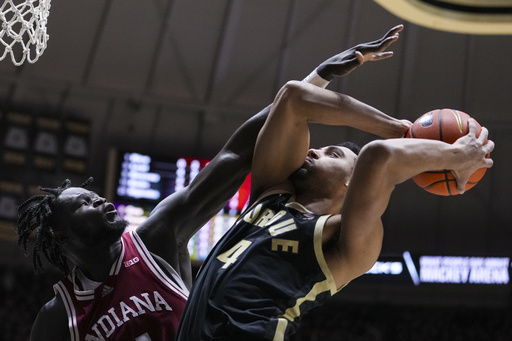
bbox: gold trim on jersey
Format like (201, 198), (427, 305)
(313, 215), (338, 295)
(271, 214), (338, 341)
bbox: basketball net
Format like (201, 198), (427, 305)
(0, 0), (51, 66)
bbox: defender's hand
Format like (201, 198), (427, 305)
(317, 24), (404, 81)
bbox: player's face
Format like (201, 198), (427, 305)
(291, 145), (357, 188)
(51, 187), (127, 248)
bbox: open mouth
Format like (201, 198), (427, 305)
(104, 203), (117, 215)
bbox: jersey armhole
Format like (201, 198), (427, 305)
(313, 214), (339, 295)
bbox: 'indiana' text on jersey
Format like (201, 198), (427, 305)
(84, 290), (172, 340)
(55, 231), (189, 341)
(176, 193), (340, 341)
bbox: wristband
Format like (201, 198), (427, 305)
(302, 69), (330, 89)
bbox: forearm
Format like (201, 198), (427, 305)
(357, 134), (491, 191)
(357, 139), (457, 189)
(177, 108), (269, 233)
(287, 81), (408, 138)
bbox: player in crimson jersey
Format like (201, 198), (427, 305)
(17, 26), (406, 340)
(52, 229), (188, 340)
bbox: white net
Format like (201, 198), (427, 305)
(0, 0), (51, 66)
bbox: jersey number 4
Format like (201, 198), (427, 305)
(217, 240), (252, 268)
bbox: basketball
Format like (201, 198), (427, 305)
(405, 108), (488, 196)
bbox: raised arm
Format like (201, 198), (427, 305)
(250, 81), (410, 200)
(141, 24), (406, 245)
(327, 120), (494, 287)
(136, 24), (408, 283)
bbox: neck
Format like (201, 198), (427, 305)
(66, 239), (122, 282)
(294, 191), (345, 215)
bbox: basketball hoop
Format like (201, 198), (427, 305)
(0, 0), (51, 66)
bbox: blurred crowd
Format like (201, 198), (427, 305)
(293, 299), (512, 341)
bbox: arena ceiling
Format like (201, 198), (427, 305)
(0, 0), (511, 287)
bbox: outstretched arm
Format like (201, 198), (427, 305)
(250, 25), (407, 199)
(136, 107), (268, 284)
(136, 24), (407, 284)
(142, 24), (405, 242)
(250, 80), (410, 200)
(327, 120), (494, 287)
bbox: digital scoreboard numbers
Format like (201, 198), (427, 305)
(116, 152), (169, 201)
(113, 152), (250, 261)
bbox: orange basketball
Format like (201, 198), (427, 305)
(405, 108), (488, 196)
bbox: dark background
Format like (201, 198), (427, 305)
(0, 0), (511, 339)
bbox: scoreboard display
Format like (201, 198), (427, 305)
(111, 151), (251, 261)
(363, 251), (510, 286)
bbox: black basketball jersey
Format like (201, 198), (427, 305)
(177, 192), (340, 341)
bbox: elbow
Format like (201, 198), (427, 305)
(357, 140), (407, 186)
(279, 80), (309, 97)
(274, 80), (312, 110)
(358, 140), (395, 170)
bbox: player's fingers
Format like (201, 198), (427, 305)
(484, 139), (495, 158)
(467, 118), (477, 137)
(364, 25), (404, 48)
(359, 36), (399, 58)
(380, 25), (403, 44)
(361, 35), (399, 54)
(453, 172), (469, 194)
(387, 24), (404, 35)
(370, 51), (394, 61)
(457, 184), (466, 195)
(478, 126), (489, 142)
(452, 173), (467, 194)
(484, 155), (494, 168)
(355, 51), (364, 64)
(377, 24), (404, 41)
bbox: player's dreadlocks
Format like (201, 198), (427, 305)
(16, 177), (94, 274)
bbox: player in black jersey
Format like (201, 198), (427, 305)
(177, 25), (494, 340)
(16, 25), (408, 341)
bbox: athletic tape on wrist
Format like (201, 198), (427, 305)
(302, 70), (330, 89)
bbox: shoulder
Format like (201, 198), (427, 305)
(249, 186), (294, 207)
(31, 295), (70, 341)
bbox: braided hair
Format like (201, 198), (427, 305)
(16, 177), (94, 274)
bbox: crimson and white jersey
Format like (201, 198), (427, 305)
(54, 231), (188, 341)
